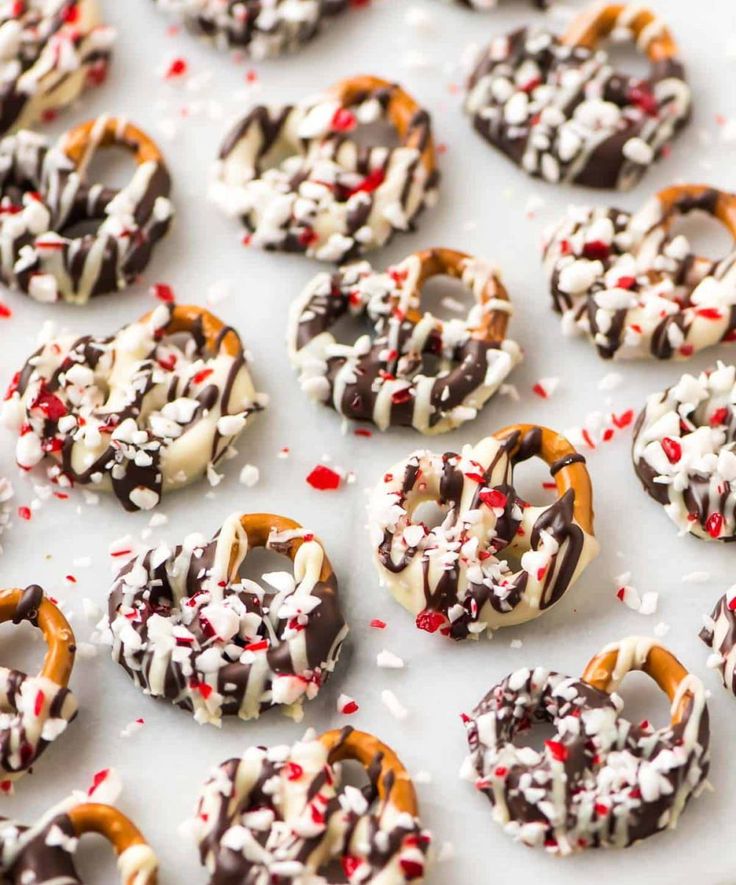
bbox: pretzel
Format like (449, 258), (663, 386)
(210, 75), (439, 263)
(152, 0), (349, 57)
(700, 590), (736, 696)
(0, 801), (157, 883)
(462, 636), (710, 854)
(544, 184), (736, 360)
(289, 248), (522, 433)
(2, 303), (265, 512)
(369, 424), (599, 639)
(192, 727), (431, 882)
(0, 1), (114, 136)
(107, 512), (347, 725)
(0, 115), (173, 305)
(448, 0), (550, 8)
(0, 585), (77, 786)
(632, 362), (736, 541)
(464, 3), (691, 190)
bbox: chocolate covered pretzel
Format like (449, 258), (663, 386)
(462, 637), (710, 853)
(632, 363), (736, 541)
(369, 424), (599, 640)
(0, 1), (114, 135)
(0, 116), (174, 304)
(544, 185), (736, 360)
(0, 800), (157, 883)
(106, 512), (347, 725)
(0, 585), (77, 787)
(192, 727), (431, 883)
(700, 591), (736, 696)
(211, 75), (438, 262)
(450, 0), (549, 7)
(288, 248), (521, 433)
(152, 0), (349, 57)
(464, 4), (691, 189)
(2, 303), (265, 512)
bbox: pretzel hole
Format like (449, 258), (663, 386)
(328, 309), (375, 347)
(509, 459), (559, 509)
(409, 499), (451, 531)
(511, 715), (559, 753)
(83, 144), (138, 191)
(347, 119), (401, 151)
(0, 619), (46, 700)
(602, 38), (652, 82)
(611, 670), (672, 731)
(235, 546), (294, 587)
(416, 275), (474, 323)
(668, 211), (733, 262)
(72, 837), (120, 883)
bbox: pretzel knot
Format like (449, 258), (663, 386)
(0, 801), (157, 883)
(0, 115), (173, 305)
(0, 1), (114, 136)
(369, 425), (598, 639)
(462, 637), (710, 854)
(152, 0), (349, 57)
(544, 185), (736, 360)
(633, 362), (736, 541)
(107, 513), (348, 725)
(2, 303), (265, 512)
(289, 248), (521, 433)
(700, 591), (736, 695)
(464, 4), (690, 190)
(0, 586), (77, 787)
(211, 75), (438, 263)
(192, 727), (431, 883)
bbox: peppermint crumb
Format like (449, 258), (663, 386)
(681, 571), (711, 584)
(376, 649), (405, 669)
(239, 464), (260, 487)
(120, 719), (145, 738)
(380, 689), (408, 720)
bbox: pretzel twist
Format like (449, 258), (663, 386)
(494, 423), (595, 534)
(544, 183), (736, 360)
(108, 512), (346, 724)
(194, 728), (430, 882)
(331, 76), (436, 175)
(0, 587), (77, 784)
(370, 425), (599, 639)
(465, 3), (690, 190)
(68, 804), (158, 885)
(211, 75), (438, 262)
(463, 636), (710, 854)
(320, 728), (419, 816)
(62, 117), (166, 170)
(561, 3), (678, 61)
(289, 248), (521, 433)
(582, 638), (698, 726)
(0, 115), (173, 304)
(5, 303), (262, 511)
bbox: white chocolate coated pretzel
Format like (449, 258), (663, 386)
(152, 0), (348, 57)
(289, 248), (521, 433)
(543, 185), (736, 360)
(369, 425), (598, 639)
(0, 0), (115, 135)
(0, 116), (174, 305)
(2, 303), (265, 511)
(211, 75), (438, 262)
(107, 513), (347, 725)
(463, 637), (709, 854)
(632, 362), (736, 541)
(191, 727), (431, 883)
